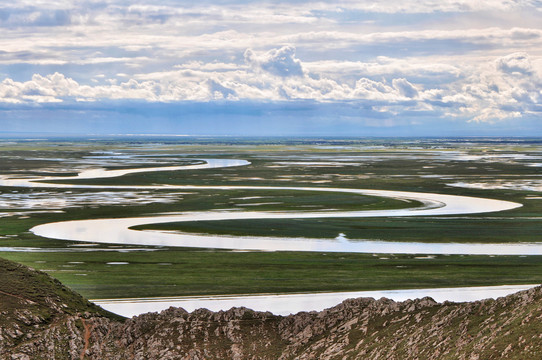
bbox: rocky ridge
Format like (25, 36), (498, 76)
(1, 257), (542, 359)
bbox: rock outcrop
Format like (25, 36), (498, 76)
(2, 257), (542, 359)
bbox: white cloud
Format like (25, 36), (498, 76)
(322, 0), (536, 14)
(392, 78), (419, 98)
(447, 53), (542, 121)
(496, 52), (534, 75)
(304, 58), (462, 81)
(1, 49), (541, 125)
(1, 0), (541, 128)
(245, 46), (304, 77)
(280, 28), (542, 51)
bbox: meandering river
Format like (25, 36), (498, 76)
(1, 158), (535, 315)
(6, 158), (523, 254)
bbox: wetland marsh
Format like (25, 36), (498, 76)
(0, 137), (541, 313)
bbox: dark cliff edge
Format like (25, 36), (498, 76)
(1, 257), (541, 359)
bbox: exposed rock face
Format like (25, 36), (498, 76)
(2, 257), (542, 359)
(0, 258), (120, 359)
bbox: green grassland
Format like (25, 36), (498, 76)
(134, 215), (542, 244)
(3, 250), (542, 299)
(0, 137), (541, 299)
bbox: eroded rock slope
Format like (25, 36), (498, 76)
(2, 258), (541, 359)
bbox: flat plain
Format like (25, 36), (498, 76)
(0, 137), (541, 299)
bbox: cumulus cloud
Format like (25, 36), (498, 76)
(496, 52), (534, 75)
(446, 53), (542, 122)
(392, 78), (419, 98)
(207, 79), (237, 100)
(245, 46), (304, 77)
(1, 49), (541, 125)
(1, 0), (541, 129)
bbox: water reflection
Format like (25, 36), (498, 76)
(93, 284), (537, 317)
(31, 188), (525, 254)
(21, 158), (523, 255)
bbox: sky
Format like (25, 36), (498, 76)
(0, 0), (541, 136)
